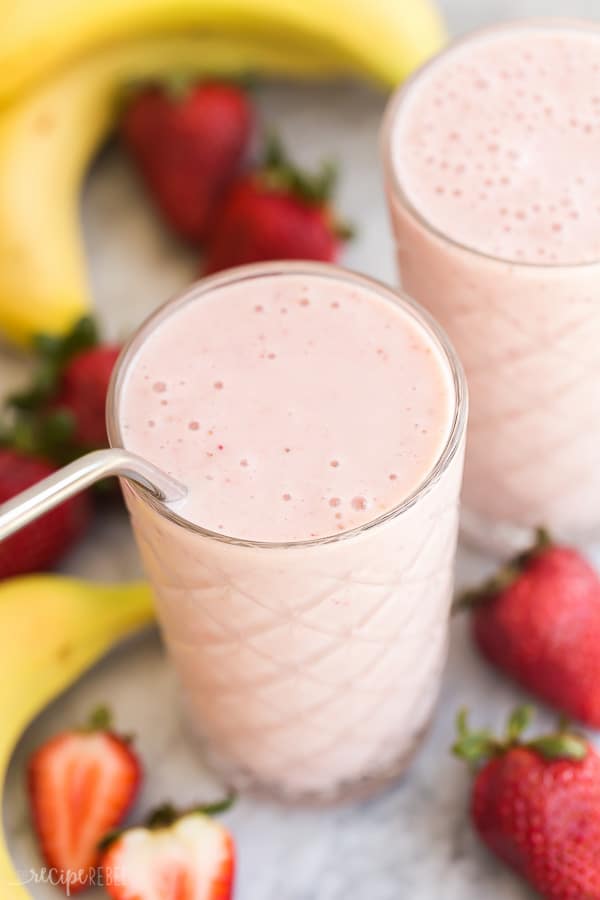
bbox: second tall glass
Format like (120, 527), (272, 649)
(382, 19), (600, 554)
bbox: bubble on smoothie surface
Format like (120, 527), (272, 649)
(392, 26), (600, 263)
(118, 273), (453, 542)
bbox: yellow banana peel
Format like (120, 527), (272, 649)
(0, 575), (154, 899)
(0, 33), (344, 346)
(0, 0), (446, 345)
(0, 0), (446, 104)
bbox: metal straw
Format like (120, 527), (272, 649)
(0, 448), (186, 541)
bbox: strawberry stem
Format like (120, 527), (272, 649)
(194, 791), (236, 816)
(1, 315), (100, 463)
(533, 527), (552, 551)
(146, 803), (179, 829)
(145, 792), (237, 830)
(452, 708), (503, 768)
(526, 734), (587, 761)
(84, 705), (113, 732)
(263, 134), (333, 203)
(453, 565), (520, 613)
(506, 704), (533, 742)
(8, 316), (98, 413)
(259, 133), (355, 239)
(454, 526), (554, 614)
(453, 706), (588, 769)
(98, 791), (237, 852)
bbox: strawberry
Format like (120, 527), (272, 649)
(52, 344), (122, 449)
(0, 449), (90, 577)
(4, 316), (120, 461)
(121, 81), (253, 242)
(28, 707), (142, 895)
(102, 797), (235, 900)
(453, 706), (600, 900)
(203, 136), (353, 273)
(460, 529), (600, 728)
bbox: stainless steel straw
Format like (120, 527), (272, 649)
(0, 448), (186, 541)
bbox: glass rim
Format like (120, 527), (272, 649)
(106, 260), (467, 550)
(381, 16), (600, 271)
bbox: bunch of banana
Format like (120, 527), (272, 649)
(0, 574), (154, 897)
(0, 0), (445, 346)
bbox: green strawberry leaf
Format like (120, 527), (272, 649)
(145, 792), (237, 830)
(452, 709), (500, 767)
(8, 316), (98, 413)
(506, 705), (534, 743)
(527, 734), (588, 762)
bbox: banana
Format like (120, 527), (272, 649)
(0, 0), (446, 104)
(0, 33), (344, 345)
(0, 3), (446, 345)
(0, 575), (154, 898)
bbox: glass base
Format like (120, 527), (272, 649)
(185, 715), (430, 807)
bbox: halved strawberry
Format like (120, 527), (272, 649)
(102, 800), (235, 900)
(28, 708), (141, 894)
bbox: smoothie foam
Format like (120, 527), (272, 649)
(391, 24), (600, 264)
(119, 271), (454, 542)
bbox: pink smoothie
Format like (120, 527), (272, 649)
(112, 265), (466, 801)
(384, 21), (600, 550)
(119, 272), (454, 541)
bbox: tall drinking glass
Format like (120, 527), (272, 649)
(106, 262), (467, 803)
(382, 20), (600, 555)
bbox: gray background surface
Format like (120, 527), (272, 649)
(4, 1), (600, 897)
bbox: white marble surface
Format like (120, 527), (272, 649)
(4, 1), (600, 897)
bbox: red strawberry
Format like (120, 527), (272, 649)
(0, 449), (90, 577)
(52, 344), (121, 449)
(121, 81), (253, 242)
(454, 706), (600, 900)
(461, 529), (600, 727)
(28, 707), (142, 895)
(102, 798), (235, 900)
(5, 316), (120, 460)
(203, 136), (352, 273)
